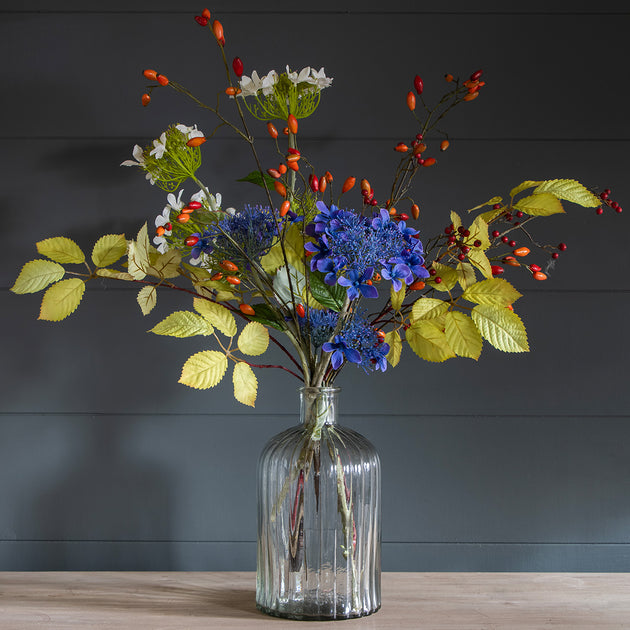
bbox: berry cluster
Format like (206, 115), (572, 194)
(596, 188), (623, 215)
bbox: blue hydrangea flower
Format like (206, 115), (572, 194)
(322, 336), (363, 370)
(338, 268), (378, 300)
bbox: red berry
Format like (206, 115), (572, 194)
(184, 235), (199, 247)
(470, 69), (483, 81)
(296, 304), (306, 318)
(611, 201), (619, 209)
(508, 240), (516, 247)
(515, 211), (523, 218)
(434, 276), (442, 284)
(448, 235), (456, 244)
(491, 265), (504, 276)
(474, 240), (482, 248)
(413, 75), (423, 95)
(600, 192), (609, 200)
(429, 268), (437, 276)
(528, 264), (542, 272)
(596, 207), (604, 215)
(551, 252), (559, 259)
(558, 243), (567, 251)
(492, 230), (500, 238)
(501, 236), (509, 243)
(232, 57), (244, 78)
(194, 15), (208, 26)
(188, 201), (202, 209)
(492, 203), (502, 210)
(615, 206), (623, 213)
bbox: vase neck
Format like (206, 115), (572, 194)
(299, 387), (340, 430)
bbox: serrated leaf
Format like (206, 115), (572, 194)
(238, 321), (269, 356)
(461, 278), (522, 307)
(127, 223), (151, 279)
(384, 330), (402, 367)
(11, 259), (65, 294)
(36, 237), (85, 265)
(179, 350), (228, 389)
(390, 285), (406, 312)
(193, 298), (237, 337)
(136, 285), (157, 315)
(468, 215), (490, 250)
(406, 320), (456, 363)
(233, 362), (258, 407)
(92, 234), (127, 267)
(96, 268), (136, 281)
(533, 179), (600, 208)
(444, 311), (483, 360)
(148, 248), (182, 279)
(38, 278), (85, 321)
(411, 297), (449, 321)
(150, 311), (214, 337)
(514, 192), (565, 216)
(510, 180), (541, 198)
(467, 247), (493, 279)
(450, 211), (462, 230)
(426, 262), (459, 291)
(237, 170), (277, 189)
(307, 270), (346, 312)
(471, 304), (529, 353)
(247, 303), (285, 330)
(457, 262), (477, 290)
(469, 196), (503, 213)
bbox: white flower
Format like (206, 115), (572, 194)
(153, 190), (184, 253)
(239, 70), (264, 97)
(286, 65), (311, 85)
(175, 123), (204, 140)
(191, 189), (222, 212)
(307, 67), (333, 90)
(120, 144), (145, 167)
(261, 70), (279, 96)
(149, 132), (167, 159)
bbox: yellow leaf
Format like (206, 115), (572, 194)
(237, 321), (269, 356)
(468, 195), (503, 213)
(127, 224), (151, 279)
(96, 268), (135, 281)
(450, 210), (462, 230)
(533, 179), (600, 208)
(467, 247), (493, 279)
(38, 278), (85, 321)
(193, 298), (237, 337)
(461, 278), (522, 307)
(444, 311), (482, 360)
(411, 297), (449, 321)
(179, 351), (228, 389)
(233, 362), (258, 407)
(510, 180), (541, 198)
(456, 262), (477, 290)
(11, 259), (65, 294)
(471, 304), (529, 353)
(514, 193), (565, 217)
(92, 234), (127, 267)
(426, 262), (458, 291)
(136, 285), (157, 316)
(36, 237), (85, 265)
(150, 311), (214, 337)
(390, 285), (405, 312)
(148, 249), (182, 279)
(384, 330), (402, 367)
(406, 320), (455, 363)
(468, 215), (490, 250)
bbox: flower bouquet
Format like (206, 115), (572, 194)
(10, 7), (621, 621)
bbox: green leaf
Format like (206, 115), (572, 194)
(406, 320), (456, 363)
(193, 298), (237, 337)
(457, 262), (477, 290)
(96, 268), (135, 281)
(38, 278), (85, 321)
(471, 304), (529, 353)
(237, 170), (277, 189)
(37, 237), (85, 265)
(426, 262), (459, 291)
(247, 303), (285, 330)
(467, 247), (493, 279)
(444, 311), (483, 360)
(92, 234), (127, 267)
(411, 297), (449, 321)
(11, 259), (65, 294)
(514, 192), (565, 216)
(233, 362), (258, 407)
(150, 311), (214, 337)
(390, 285), (406, 312)
(384, 330), (402, 367)
(461, 278), (522, 307)
(308, 271), (346, 312)
(510, 180), (541, 198)
(533, 179), (600, 208)
(179, 350), (228, 389)
(238, 321), (269, 356)
(137, 285), (157, 316)
(148, 249), (182, 279)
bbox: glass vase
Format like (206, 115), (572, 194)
(256, 386), (381, 620)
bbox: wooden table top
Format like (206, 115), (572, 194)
(0, 572), (629, 629)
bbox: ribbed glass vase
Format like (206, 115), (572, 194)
(256, 386), (381, 620)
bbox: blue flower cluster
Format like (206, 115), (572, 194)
(190, 205), (278, 265)
(304, 202), (430, 298)
(301, 308), (390, 372)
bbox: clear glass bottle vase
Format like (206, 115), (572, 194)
(256, 386), (381, 620)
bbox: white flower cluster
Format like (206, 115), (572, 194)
(238, 66), (333, 98)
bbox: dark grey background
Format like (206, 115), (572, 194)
(1, 2), (629, 571)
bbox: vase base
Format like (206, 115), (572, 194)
(256, 602), (381, 621)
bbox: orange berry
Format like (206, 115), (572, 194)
(389, 207), (397, 216)
(406, 91), (416, 111)
(226, 275), (241, 285)
(395, 142), (408, 152)
(181, 205), (195, 214)
(360, 179), (371, 194)
(274, 181), (287, 197)
(143, 69), (158, 81)
(287, 114), (298, 134)
(267, 122), (278, 139)
(422, 157), (436, 167)
(533, 271), (547, 281)
(155, 226), (165, 237)
(287, 160), (299, 172)
(186, 136), (206, 147)
(278, 163), (287, 175)
(286, 153), (300, 163)
(409, 280), (426, 291)
(341, 176), (355, 194)
(440, 140), (450, 151)
(502, 256), (520, 267)
(210, 272), (223, 281)
(280, 200), (291, 217)
(463, 91), (479, 102)
(156, 74), (169, 86)
(319, 176), (327, 193)
(267, 168), (281, 178)
(444, 73), (454, 82)
(411, 204), (420, 220)
(296, 304), (306, 318)
(225, 86), (237, 96)
(202, 8), (211, 19)
(141, 93), (151, 107)
(324, 171), (334, 182)
(513, 247), (530, 257)
(213, 20), (224, 43)
(413, 142), (426, 155)
(282, 127), (289, 135)
(239, 303), (255, 316)
(221, 260), (239, 272)
(176, 213), (190, 223)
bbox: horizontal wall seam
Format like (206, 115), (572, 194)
(2, 11), (629, 16)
